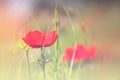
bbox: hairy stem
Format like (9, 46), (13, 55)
(42, 63), (46, 80)
(41, 47), (46, 80)
(26, 50), (31, 80)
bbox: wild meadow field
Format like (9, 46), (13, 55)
(0, 0), (120, 80)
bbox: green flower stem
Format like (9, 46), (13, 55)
(53, 0), (58, 30)
(53, 0), (61, 80)
(55, 38), (59, 80)
(26, 50), (31, 80)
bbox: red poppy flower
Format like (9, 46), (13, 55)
(22, 30), (58, 48)
(63, 44), (96, 63)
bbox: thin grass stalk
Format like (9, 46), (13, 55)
(63, 6), (78, 76)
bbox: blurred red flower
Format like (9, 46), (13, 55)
(85, 45), (96, 60)
(63, 44), (96, 63)
(84, 19), (92, 27)
(81, 19), (92, 32)
(22, 30), (58, 48)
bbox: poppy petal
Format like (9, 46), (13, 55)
(22, 30), (44, 48)
(86, 45), (96, 60)
(63, 48), (74, 62)
(43, 31), (58, 47)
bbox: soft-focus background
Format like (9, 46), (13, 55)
(0, 0), (120, 80)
